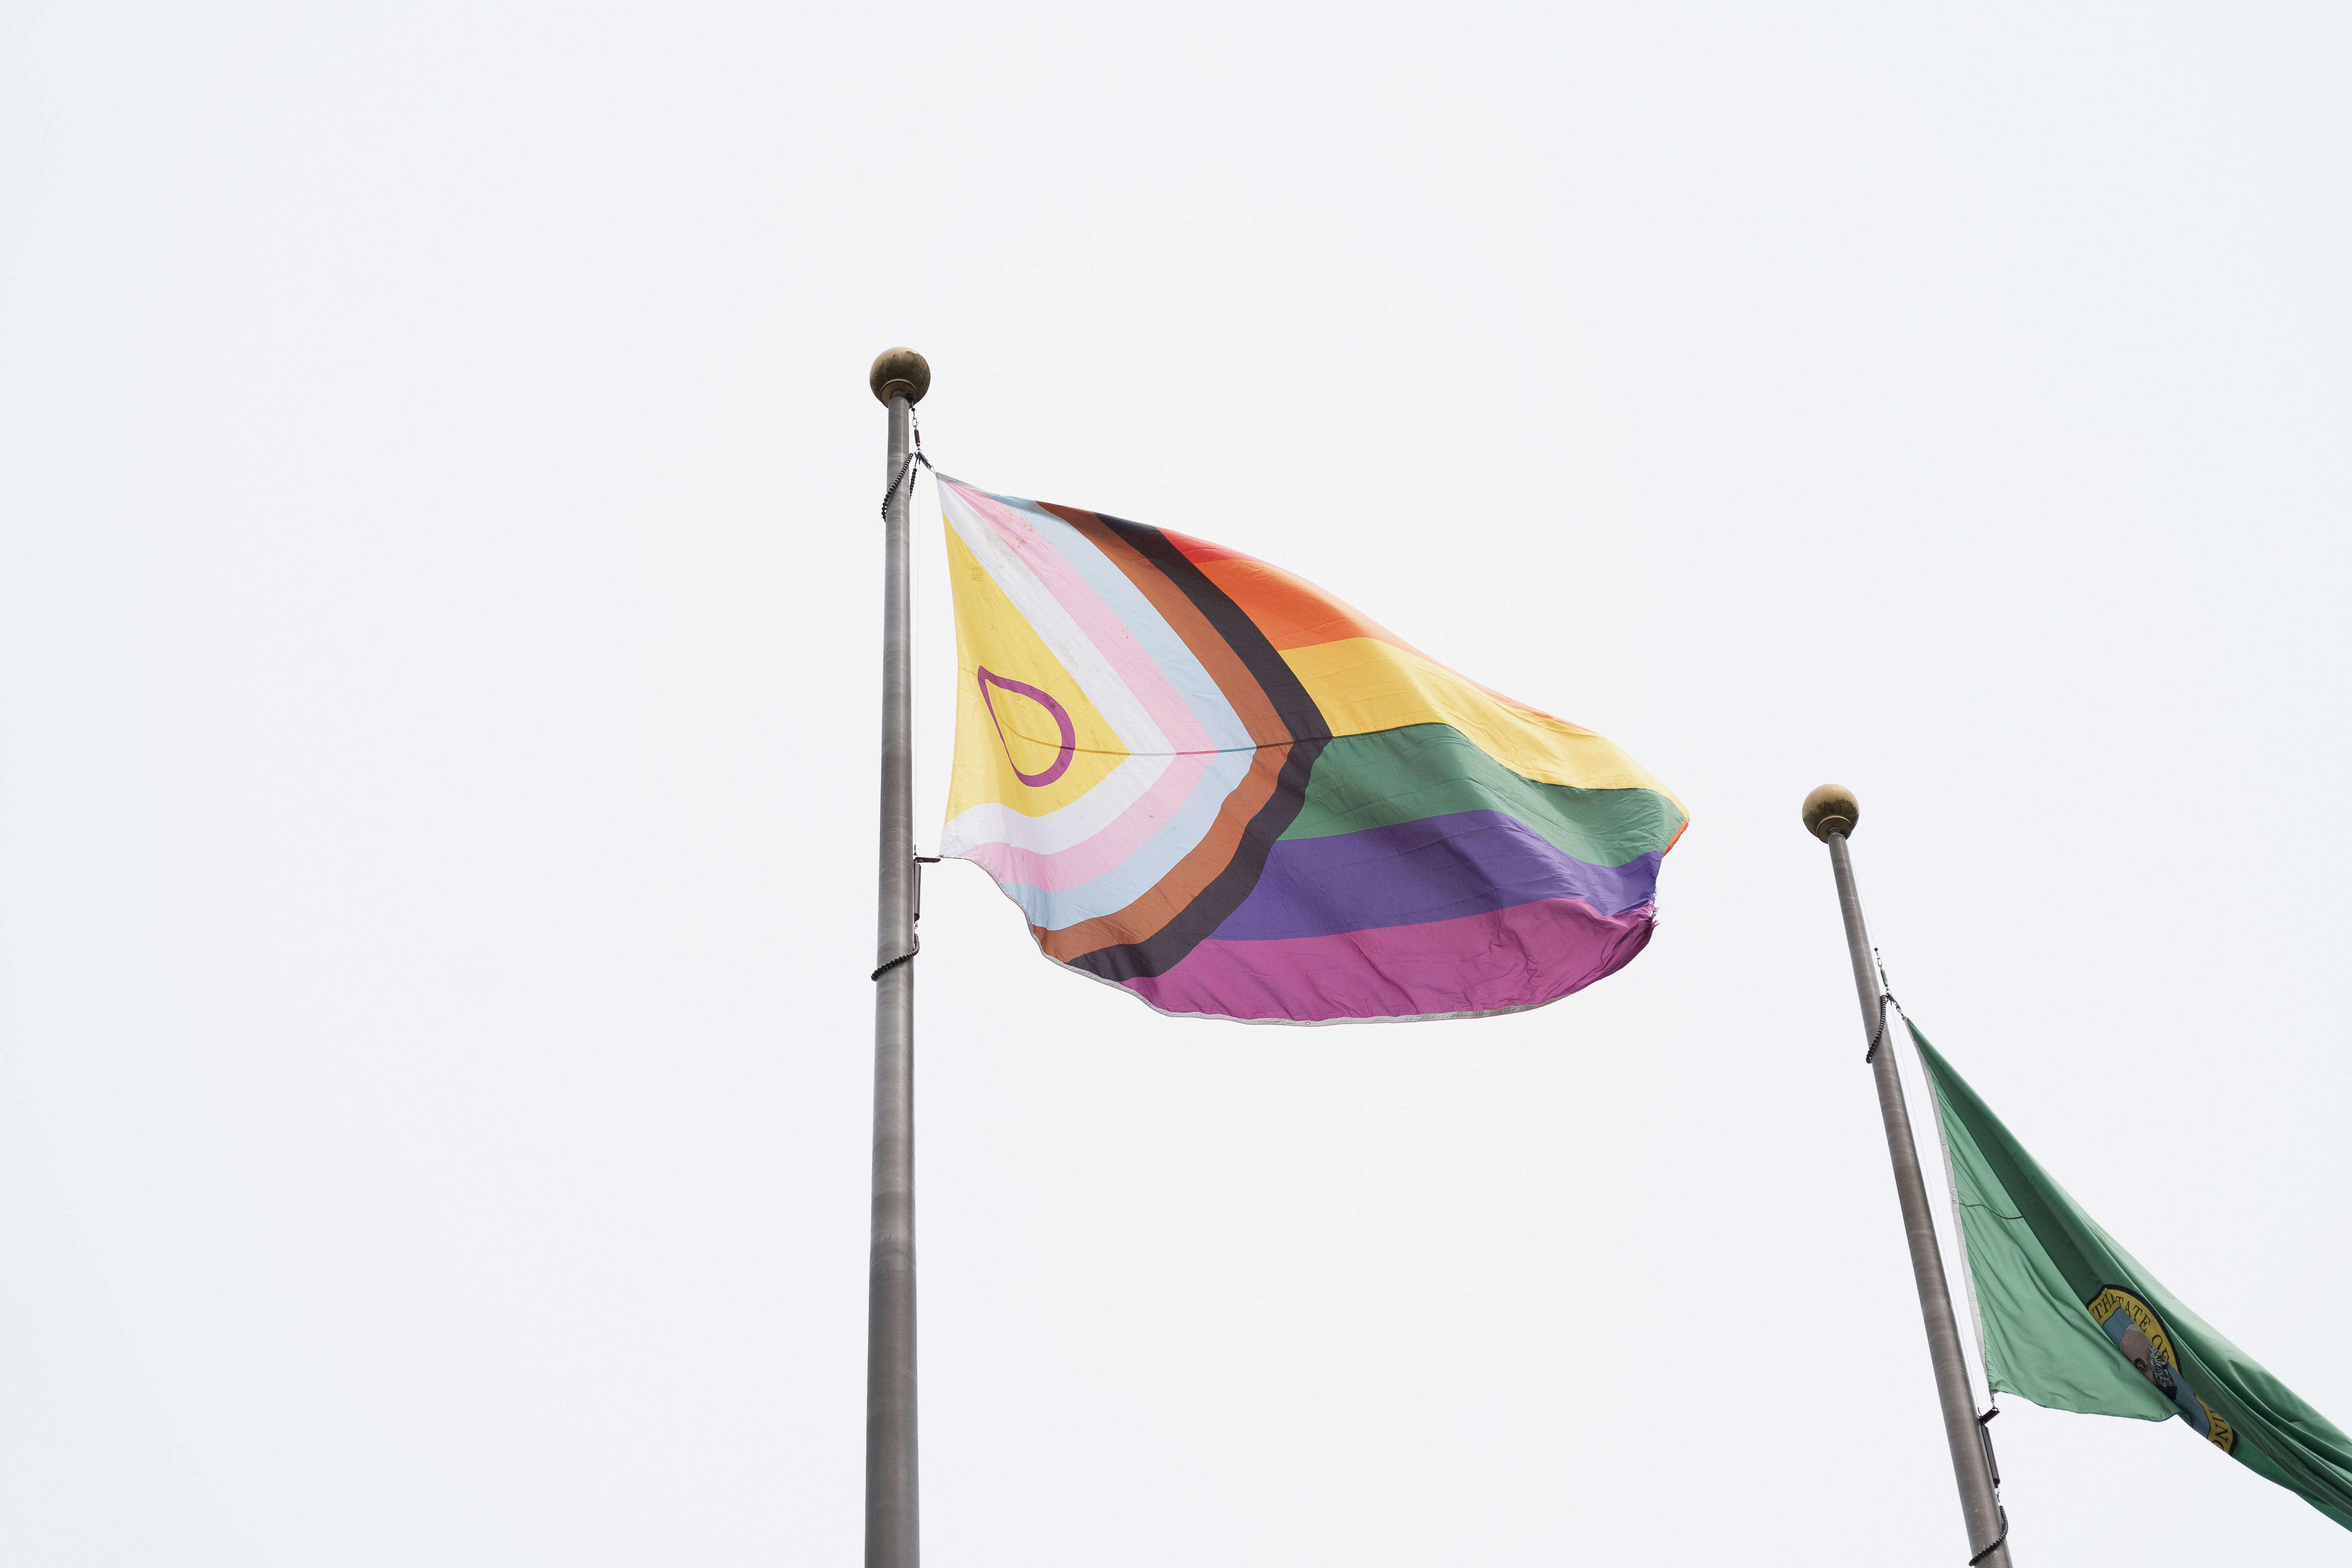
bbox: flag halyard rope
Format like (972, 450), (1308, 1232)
(872, 397), (934, 982)
(1873, 982), (2013, 1564)
(880, 403), (934, 524)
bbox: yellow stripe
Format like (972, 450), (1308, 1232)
(1285, 638), (1682, 802)
(943, 526), (1130, 820)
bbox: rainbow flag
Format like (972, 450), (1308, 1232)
(938, 477), (1685, 1024)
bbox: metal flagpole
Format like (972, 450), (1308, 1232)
(866, 348), (930, 1568)
(1804, 784), (2012, 1567)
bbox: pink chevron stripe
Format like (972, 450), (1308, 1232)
(952, 484), (1229, 890)
(952, 750), (1218, 893)
(956, 485), (1213, 754)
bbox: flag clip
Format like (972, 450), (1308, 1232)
(871, 857), (940, 980)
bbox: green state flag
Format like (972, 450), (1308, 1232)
(1912, 1021), (2352, 1531)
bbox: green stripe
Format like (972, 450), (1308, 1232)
(1283, 724), (1683, 868)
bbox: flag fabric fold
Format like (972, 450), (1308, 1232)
(936, 476), (1684, 1024)
(1913, 1021), (2352, 1531)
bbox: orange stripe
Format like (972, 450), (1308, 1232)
(1165, 530), (1423, 656)
(1172, 529), (1603, 725)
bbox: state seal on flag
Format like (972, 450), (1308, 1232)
(2089, 1285), (2237, 1452)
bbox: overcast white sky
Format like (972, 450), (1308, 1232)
(5, 2), (2350, 1563)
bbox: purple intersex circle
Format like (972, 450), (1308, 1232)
(976, 667), (1078, 788)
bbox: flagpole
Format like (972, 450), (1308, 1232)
(867, 348), (930, 1568)
(1805, 785), (2011, 1567)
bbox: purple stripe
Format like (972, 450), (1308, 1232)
(1209, 811), (1661, 941)
(1123, 896), (1655, 1023)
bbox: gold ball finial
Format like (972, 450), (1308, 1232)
(869, 348), (930, 405)
(1803, 784), (1860, 841)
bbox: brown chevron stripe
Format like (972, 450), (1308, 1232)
(1027, 507), (1329, 982)
(1022, 506), (1298, 960)
(1027, 736), (1293, 960)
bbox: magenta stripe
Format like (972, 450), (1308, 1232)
(1118, 897), (1655, 1023)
